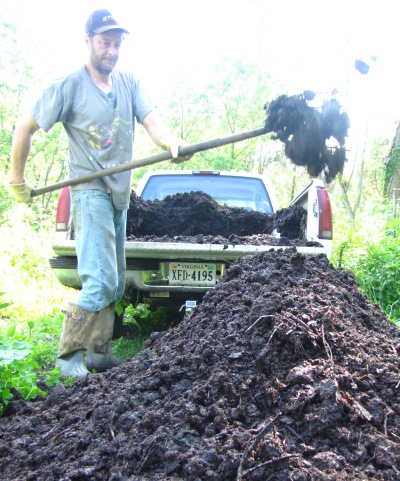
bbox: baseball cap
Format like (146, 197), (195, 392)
(85, 9), (129, 35)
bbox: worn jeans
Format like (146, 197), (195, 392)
(70, 189), (127, 312)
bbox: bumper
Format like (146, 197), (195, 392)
(50, 240), (332, 295)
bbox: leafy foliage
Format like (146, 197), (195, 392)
(116, 300), (181, 337)
(112, 336), (146, 361)
(0, 15), (69, 224)
(384, 124), (400, 195)
(0, 338), (32, 364)
(352, 233), (400, 321)
(0, 296), (63, 415)
(131, 57), (276, 183)
(113, 301), (183, 361)
(332, 217), (400, 321)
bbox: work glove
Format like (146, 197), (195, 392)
(159, 134), (193, 164)
(8, 181), (33, 204)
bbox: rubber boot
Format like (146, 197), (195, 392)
(55, 350), (89, 379)
(86, 342), (121, 373)
(85, 304), (122, 373)
(57, 303), (100, 357)
(56, 303), (99, 379)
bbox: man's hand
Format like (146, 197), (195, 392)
(8, 181), (33, 204)
(142, 112), (194, 164)
(159, 134), (193, 164)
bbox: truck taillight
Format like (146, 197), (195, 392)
(316, 187), (332, 240)
(56, 187), (71, 231)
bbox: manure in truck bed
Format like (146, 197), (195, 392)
(1, 249), (400, 480)
(126, 190), (310, 243)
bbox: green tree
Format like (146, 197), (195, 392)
(384, 122), (400, 204)
(201, 58), (273, 170)
(131, 58), (277, 185)
(0, 14), (69, 221)
(0, 16), (30, 213)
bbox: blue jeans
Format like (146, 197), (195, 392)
(70, 190), (127, 312)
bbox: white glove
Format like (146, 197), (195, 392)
(159, 134), (193, 164)
(9, 181), (33, 204)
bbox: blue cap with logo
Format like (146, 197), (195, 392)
(85, 9), (129, 35)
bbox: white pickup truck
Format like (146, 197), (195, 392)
(50, 170), (333, 311)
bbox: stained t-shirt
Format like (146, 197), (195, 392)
(31, 66), (153, 209)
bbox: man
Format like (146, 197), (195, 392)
(9, 9), (190, 379)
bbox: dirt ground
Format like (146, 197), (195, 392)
(1, 246), (400, 480)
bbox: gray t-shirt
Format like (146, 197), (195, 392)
(32, 66), (153, 209)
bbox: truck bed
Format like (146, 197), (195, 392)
(51, 171), (333, 308)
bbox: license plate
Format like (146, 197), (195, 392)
(169, 262), (216, 286)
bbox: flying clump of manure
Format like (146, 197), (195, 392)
(265, 93), (350, 182)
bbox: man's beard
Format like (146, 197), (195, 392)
(91, 55), (118, 75)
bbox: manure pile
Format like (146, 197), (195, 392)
(1, 249), (400, 480)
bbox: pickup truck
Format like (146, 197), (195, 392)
(50, 170), (333, 312)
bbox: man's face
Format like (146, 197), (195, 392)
(87, 30), (124, 75)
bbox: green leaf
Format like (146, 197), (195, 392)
(0, 292), (12, 311)
(0, 340), (32, 364)
(1, 388), (13, 402)
(0, 302), (12, 310)
(6, 324), (16, 338)
(43, 368), (61, 388)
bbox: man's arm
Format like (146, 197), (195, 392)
(10, 113), (40, 184)
(142, 110), (192, 161)
(9, 113), (41, 203)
